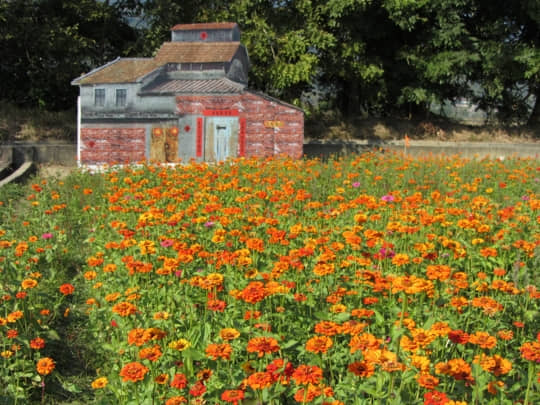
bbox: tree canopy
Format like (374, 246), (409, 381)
(1, 0), (538, 125)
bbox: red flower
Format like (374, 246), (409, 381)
(448, 329), (469, 345)
(30, 337), (46, 350)
(189, 381), (206, 397)
(59, 283), (75, 295)
(424, 390), (450, 405)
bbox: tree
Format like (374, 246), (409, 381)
(0, 0), (138, 110)
(470, 0), (539, 125)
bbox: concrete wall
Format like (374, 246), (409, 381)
(304, 140), (540, 160)
(4, 139), (537, 168)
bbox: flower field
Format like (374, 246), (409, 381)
(0, 152), (539, 404)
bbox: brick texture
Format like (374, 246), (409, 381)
(81, 127), (146, 165)
(177, 92), (304, 159)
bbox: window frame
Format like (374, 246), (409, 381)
(94, 88), (105, 107)
(115, 88), (127, 107)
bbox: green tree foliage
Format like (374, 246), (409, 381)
(0, 0), (138, 110)
(470, 0), (539, 124)
(1, 0), (538, 124)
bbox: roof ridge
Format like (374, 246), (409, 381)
(71, 57), (121, 85)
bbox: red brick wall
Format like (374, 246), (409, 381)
(176, 92), (304, 159)
(80, 127), (146, 165)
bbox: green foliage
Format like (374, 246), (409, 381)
(0, 0), (538, 123)
(0, 0), (138, 110)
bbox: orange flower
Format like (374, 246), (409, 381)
(245, 238), (264, 252)
(221, 389), (245, 404)
(138, 344), (162, 362)
(425, 265), (452, 281)
(391, 253), (410, 266)
(435, 358), (473, 382)
(474, 354), (512, 376)
(246, 337), (280, 357)
(112, 301), (138, 317)
(487, 380), (505, 395)
(416, 373), (440, 389)
(497, 330), (513, 341)
(6, 329), (18, 339)
(205, 343), (232, 360)
(30, 337), (45, 350)
(306, 335), (333, 354)
(155, 373), (169, 384)
(314, 321), (342, 336)
(480, 247), (497, 257)
(21, 279), (38, 289)
(219, 328), (240, 341)
(520, 341), (540, 362)
(7, 311), (23, 322)
(165, 396), (187, 405)
(239, 282), (267, 304)
(119, 361), (149, 382)
(36, 357), (55, 375)
(348, 361), (375, 378)
(245, 371), (273, 390)
(411, 328), (438, 348)
(349, 332), (382, 353)
(170, 373), (187, 389)
(468, 331), (497, 349)
(127, 328), (147, 346)
(91, 377), (108, 389)
(291, 365), (323, 385)
(59, 283), (75, 295)
(293, 384), (323, 402)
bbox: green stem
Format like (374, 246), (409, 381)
(523, 361), (535, 405)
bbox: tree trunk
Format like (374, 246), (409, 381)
(527, 87), (540, 128)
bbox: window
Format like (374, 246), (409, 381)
(116, 89), (127, 107)
(94, 88), (105, 106)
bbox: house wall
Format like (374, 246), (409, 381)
(80, 124), (147, 165)
(80, 84), (176, 116)
(78, 92), (303, 166)
(172, 27), (240, 42)
(176, 92), (304, 159)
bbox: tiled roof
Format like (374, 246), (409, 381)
(171, 22), (237, 31)
(72, 41), (242, 85)
(154, 42), (241, 64)
(73, 58), (158, 85)
(141, 78), (245, 94)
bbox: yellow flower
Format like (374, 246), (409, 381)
(91, 377), (108, 389)
(1, 350), (13, 358)
(168, 339), (190, 351)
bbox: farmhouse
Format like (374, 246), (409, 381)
(71, 22), (304, 166)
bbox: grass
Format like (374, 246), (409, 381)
(0, 101), (76, 143)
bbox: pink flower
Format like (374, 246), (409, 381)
(160, 239), (173, 247)
(42, 233), (53, 239)
(381, 194), (395, 202)
(352, 182), (361, 188)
